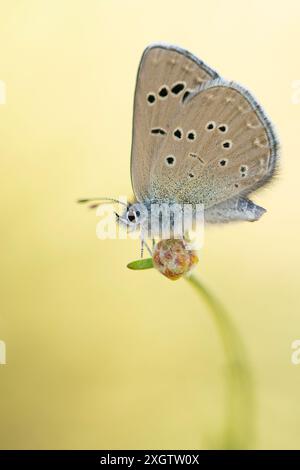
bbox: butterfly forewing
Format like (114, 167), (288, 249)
(150, 79), (279, 207)
(130, 44), (219, 202)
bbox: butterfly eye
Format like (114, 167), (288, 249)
(127, 213), (136, 222)
(126, 206), (138, 222)
(206, 121), (216, 131)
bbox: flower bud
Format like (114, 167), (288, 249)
(152, 239), (199, 280)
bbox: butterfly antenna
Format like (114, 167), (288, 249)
(77, 197), (128, 210)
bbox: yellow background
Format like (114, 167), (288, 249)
(0, 0), (299, 449)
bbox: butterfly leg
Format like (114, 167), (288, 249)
(140, 238), (152, 258)
(140, 236), (152, 257)
(144, 241), (152, 256)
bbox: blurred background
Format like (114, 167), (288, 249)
(0, 0), (299, 450)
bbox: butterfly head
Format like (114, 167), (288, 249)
(116, 202), (148, 232)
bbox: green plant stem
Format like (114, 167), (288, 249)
(186, 274), (255, 449)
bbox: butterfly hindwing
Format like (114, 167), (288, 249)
(130, 44), (219, 202)
(150, 79), (279, 208)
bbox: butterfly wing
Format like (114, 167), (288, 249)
(150, 79), (279, 211)
(130, 43), (219, 202)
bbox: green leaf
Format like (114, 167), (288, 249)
(127, 258), (154, 270)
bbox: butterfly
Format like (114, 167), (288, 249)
(80, 44), (279, 254)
